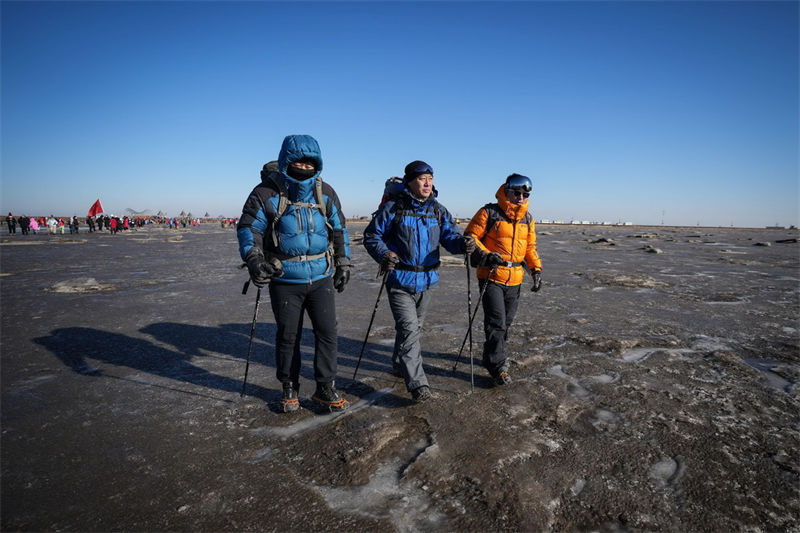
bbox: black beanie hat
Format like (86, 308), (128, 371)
(403, 160), (433, 183)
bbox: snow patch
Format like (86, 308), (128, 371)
(649, 456), (686, 487)
(314, 438), (445, 532)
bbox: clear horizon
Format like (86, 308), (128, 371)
(2, 1), (798, 228)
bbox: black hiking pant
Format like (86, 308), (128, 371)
(269, 276), (338, 386)
(479, 280), (521, 376)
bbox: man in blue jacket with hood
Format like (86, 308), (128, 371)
(364, 160), (475, 403)
(237, 134), (351, 412)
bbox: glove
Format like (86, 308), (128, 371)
(245, 248), (282, 287)
(380, 251), (399, 275)
(531, 269), (542, 292)
(333, 266), (350, 293)
(463, 235), (477, 254)
(483, 252), (505, 268)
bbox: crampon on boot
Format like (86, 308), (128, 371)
(312, 381), (349, 412)
(492, 362), (512, 386)
(280, 382), (299, 412)
(411, 385), (432, 403)
(495, 371), (512, 386)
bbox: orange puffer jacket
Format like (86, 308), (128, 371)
(465, 185), (542, 286)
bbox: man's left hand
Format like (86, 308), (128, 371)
(531, 270), (542, 292)
(334, 266), (350, 293)
(463, 235), (477, 254)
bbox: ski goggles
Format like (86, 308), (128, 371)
(504, 174), (533, 192)
(409, 163), (433, 175)
(509, 189), (530, 198)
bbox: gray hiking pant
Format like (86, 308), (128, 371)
(387, 287), (431, 392)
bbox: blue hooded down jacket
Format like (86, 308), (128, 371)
(363, 188), (464, 293)
(237, 135), (350, 284)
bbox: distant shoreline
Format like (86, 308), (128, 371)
(1, 217), (796, 234)
(346, 219), (798, 232)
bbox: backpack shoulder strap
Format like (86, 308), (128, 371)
(481, 203), (503, 240)
(315, 177), (335, 274)
(389, 195), (407, 233)
(389, 196), (441, 234)
(480, 203), (533, 240)
(266, 175), (290, 248)
(431, 200), (442, 226)
(314, 177), (328, 219)
(272, 175), (290, 215)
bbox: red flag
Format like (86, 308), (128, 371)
(88, 199), (104, 217)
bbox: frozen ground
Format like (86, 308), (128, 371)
(1, 222), (798, 531)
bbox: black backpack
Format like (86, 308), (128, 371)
(469, 203), (533, 267)
(374, 176), (442, 236)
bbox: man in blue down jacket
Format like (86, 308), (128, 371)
(364, 160), (476, 403)
(237, 134), (351, 412)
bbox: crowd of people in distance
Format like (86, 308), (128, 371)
(3, 213), (218, 235)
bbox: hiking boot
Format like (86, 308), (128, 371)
(280, 382), (299, 413)
(411, 385), (432, 403)
(495, 370), (512, 386)
(312, 381), (349, 412)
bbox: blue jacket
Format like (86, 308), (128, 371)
(237, 135), (350, 284)
(363, 188), (464, 293)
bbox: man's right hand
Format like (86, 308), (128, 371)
(484, 252), (505, 268)
(380, 251), (399, 274)
(246, 248), (280, 287)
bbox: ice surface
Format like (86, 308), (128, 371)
(3, 223), (798, 532)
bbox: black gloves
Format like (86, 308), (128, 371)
(333, 266), (350, 292)
(483, 252), (505, 268)
(380, 251), (399, 275)
(245, 248), (283, 288)
(463, 235), (477, 254)
(531, 270), (542, 292)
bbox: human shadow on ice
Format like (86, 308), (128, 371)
(35, 322), (424, 409)
(34, 326), (276, 403)
(142, 322), (414, 408)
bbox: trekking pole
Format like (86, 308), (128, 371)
(241, 280), (262, 397)
(452, 267), (497, 373)
(353, 270), (388, 381)
(465, 254), (474, 393)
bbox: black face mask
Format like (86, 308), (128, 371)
(286, 165), (316, 180)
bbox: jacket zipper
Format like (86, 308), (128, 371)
(509, 215), (518, 285)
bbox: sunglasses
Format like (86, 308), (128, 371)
(509, 189), (530, 198)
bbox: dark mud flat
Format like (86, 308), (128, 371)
(2, 224), (798, 531)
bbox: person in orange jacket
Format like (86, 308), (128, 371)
(465, 174), (542, 385)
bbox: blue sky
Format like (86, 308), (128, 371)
(2, 1), (797, 227)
